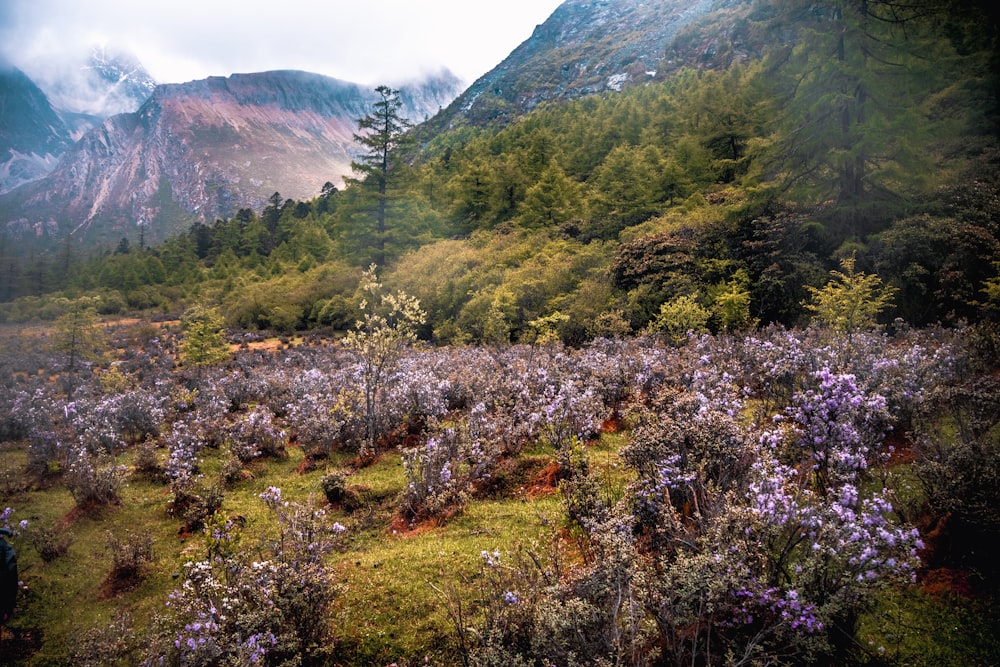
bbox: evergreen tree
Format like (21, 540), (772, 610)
(757, 0), (967, 233)
(519, 160), (582, 228)
(52, 299), (105, 398)
(179, 306), (231, 372)
(348, 86), (413, 266)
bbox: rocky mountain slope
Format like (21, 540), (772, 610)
(0, 64), (74, 195)
(1, 48), (158, 195)
(0, 69), (463, 250)
(428, 0), (749, 130)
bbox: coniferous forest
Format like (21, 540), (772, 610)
(2, 0), (1000, 665)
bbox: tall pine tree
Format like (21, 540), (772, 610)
(757, 0), (967, 235)
(347, 86), (412, 267)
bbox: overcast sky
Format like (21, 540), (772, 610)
(0, 0), (565, 86)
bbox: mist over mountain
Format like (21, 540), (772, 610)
(0, 47), (158, 194)
(23, 45), (158, 120)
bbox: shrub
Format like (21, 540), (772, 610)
(26, 523), (72, 563)
(401, 425), (473, 520)
(106, 530), (154, 583)
(320, 469), (349, 504)
(64, 445), (127, 507)
(25, 429), (62, 477)
(132, 437), (163, 480)
(228, 406), (287, 462)
(71, 612), (140, 667)
(914, 376), (1000, 579)
(147, 491), (343, 666)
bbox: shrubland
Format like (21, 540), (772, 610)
(1, 288), (999, 664)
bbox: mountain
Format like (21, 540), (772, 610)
(429, 0), (747, 130)
(29, 46), (158, 123)
(1, 48), (158, 195)
(0, 64), (74, 195)
(0, 69), (464, 250)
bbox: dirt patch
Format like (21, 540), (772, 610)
(920, 567), (977, 598)
(388, 513), (449, 538)
(472, 456), (560, 500)
(600, 412), (624, 433)
(98, 569), (147, 600)
(885, 431), (916, 465)
(525, 460), (563, 499)
(57, 501), (117, 528)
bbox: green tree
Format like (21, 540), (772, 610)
(519, 161), (582, 228)
(52, 299), (105, 398)
(586, 144), (666, 238)
(804, 253), (897, 334)
(344, 265), (426, 457)
(757, 0), (968, 233)
(711, 271), (757, 332)
(179, 306), (231, 372)
(651, 294), (711, 344)
(349, 86), (413, 267)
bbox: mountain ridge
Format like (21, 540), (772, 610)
(0, 65), (74, 195)
(0, 69), (464, 249)
(427, 0), (742, 130)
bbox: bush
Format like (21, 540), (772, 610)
(228, 406), (287, 462)
(320, 469), (349, 504)
(914, 376), (1000, 579)
(64, 445), (127, 507)
(106, 530), (154, 582)
(27, 524), (72, 563)
(26, 429), (62, 477)
(146, 491), (343, 666)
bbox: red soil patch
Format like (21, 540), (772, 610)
(98, 570), (147, 600)
(57, 500), (117, 528)
(600, 412), (624, 433)
(884, 431), (916, 465)
(920, 567), (976, 598)
(525, 460), (562, 498)
(388, 513), (449, 538)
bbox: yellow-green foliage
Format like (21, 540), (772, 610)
(804, 253), (897, 333)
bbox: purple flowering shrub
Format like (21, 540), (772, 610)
(781, 368), (893, 492)
(63, 442), (127, 507)
(146, 488), (343, 666)
(67, 389), (167, 456)
(2, 388), (54, 443)
(25, 428), (63, 477)
(0, 506), (26, 536)
(401, 422), (476, 519)
(212, 365), (271, 413)
(227, 405), (287, 462)
(441, 327), (947, 666)
(162, 418), (216, 524)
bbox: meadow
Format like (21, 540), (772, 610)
(1, 314), (999, 666)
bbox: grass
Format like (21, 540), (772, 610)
(1, 429), (569, 666)
(856, 582), (1000, 665)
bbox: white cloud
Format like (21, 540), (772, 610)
(0, 0), (564, 85)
